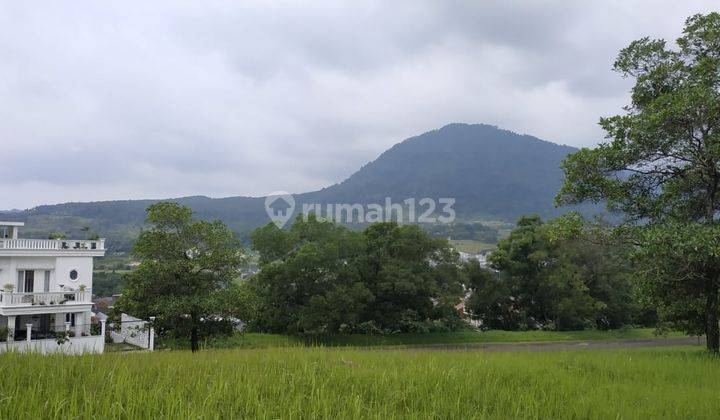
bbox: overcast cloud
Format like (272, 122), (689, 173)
(0, 1), (717, 209)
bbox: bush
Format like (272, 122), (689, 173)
(55, 331), (71, 345)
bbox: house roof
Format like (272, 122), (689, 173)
(0, 221), (24, 227)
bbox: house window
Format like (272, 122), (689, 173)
(16, 270), (35, 293)
(65, 313), (76, 327)
(69, 270), (78, 281)
(44, 271), (51, 292)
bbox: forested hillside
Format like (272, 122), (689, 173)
(1, 124), (591, 250)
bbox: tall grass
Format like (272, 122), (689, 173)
(0, 346), (718, 418)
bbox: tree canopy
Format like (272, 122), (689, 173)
(466, 215), (640, 331)
(556, 13), (720, 351)
(248, 215), (465, 334)
(115, 202), (252, 352)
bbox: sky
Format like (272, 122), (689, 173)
(0, 1), (717, 209)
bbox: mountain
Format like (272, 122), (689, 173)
(303, 123), (580, 218)
(0, 123), (590, 250)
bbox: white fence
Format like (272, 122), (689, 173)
(0, 320), (106, 355)
(0, 238), (105, 251)
(110, 313), (154, 350)
(0, 335), (104, 355)
(0, 290), (92, 306)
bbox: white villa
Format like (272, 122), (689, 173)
(0, 221), (107, 354)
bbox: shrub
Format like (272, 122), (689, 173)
(54, 331), (70, 345)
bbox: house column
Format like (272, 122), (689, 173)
(74, 312), (84, 337)
(84, 310), (92, 335)
(6, 315), (16, 342)
(149, 316), (155, 351)
(55, 313), (67, 332)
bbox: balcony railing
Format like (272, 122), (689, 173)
(0, 290), (92, 307)
(0, 238), (105, 251)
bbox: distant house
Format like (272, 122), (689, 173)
(458, 250), (492, 268)
(92, 294), (121, 314)
(0, 221), (107, 354)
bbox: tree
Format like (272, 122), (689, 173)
(468, 215), (638, 331)
(463, 260), (516, 330)
(249, 215), (371, 334)
(488, 216), (604, 330)
(115, 202), (249, 352)
(556, 13), (720, 351)
(361, 221), (465, 332)
(248, 215), (465, 334)
(630, 222), (720, 337)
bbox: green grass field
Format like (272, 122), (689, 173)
(0, 346), (717, 418)
(165, 328), (685, 350)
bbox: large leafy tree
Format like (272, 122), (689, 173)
(360, 222), (465, 331)
(249, 216), (464, 334)
(115, 202), (250, 352)
(463, 260), (516, 330)
(249, 215), (370, 334)
(556, 13), (720, 351)
(470, 215), (638, 331)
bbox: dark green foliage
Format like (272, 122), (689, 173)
(92, 271), (126, 297)
(114, 202), (253, 352)
(249, 216), (370, 334)
(556, 13), (720, 351)
(632, 222), (720, 336)
(466, 216), (639, 331)
(248, 215), (465, 334)
(463, 261), (516, 330)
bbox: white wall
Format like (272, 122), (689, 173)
(0, 256), (54, 290)
(111, 313), (150, 349)
(0, 255), (94, 292)
(0, 258), (9, 285)
(54, 256), (94, 290)
(0, 335), (104, 355)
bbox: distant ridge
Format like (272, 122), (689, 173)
(301, 123), (580, 218)
(1, 123), (590, 250)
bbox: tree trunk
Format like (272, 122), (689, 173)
(190, 326), (199, 353)
(705, 276), (719, 353)
(704, 178), (719, 353)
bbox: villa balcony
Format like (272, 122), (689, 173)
(0, 238), (105, 256)
(0, 238), (105, 251)
(0, 290), (93, 316)
(0, 290), (92, 306)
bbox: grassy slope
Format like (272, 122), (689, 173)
(170, 328), (685, 350)
(0, 346), (717, 418)
(449, 239), (496, 253)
